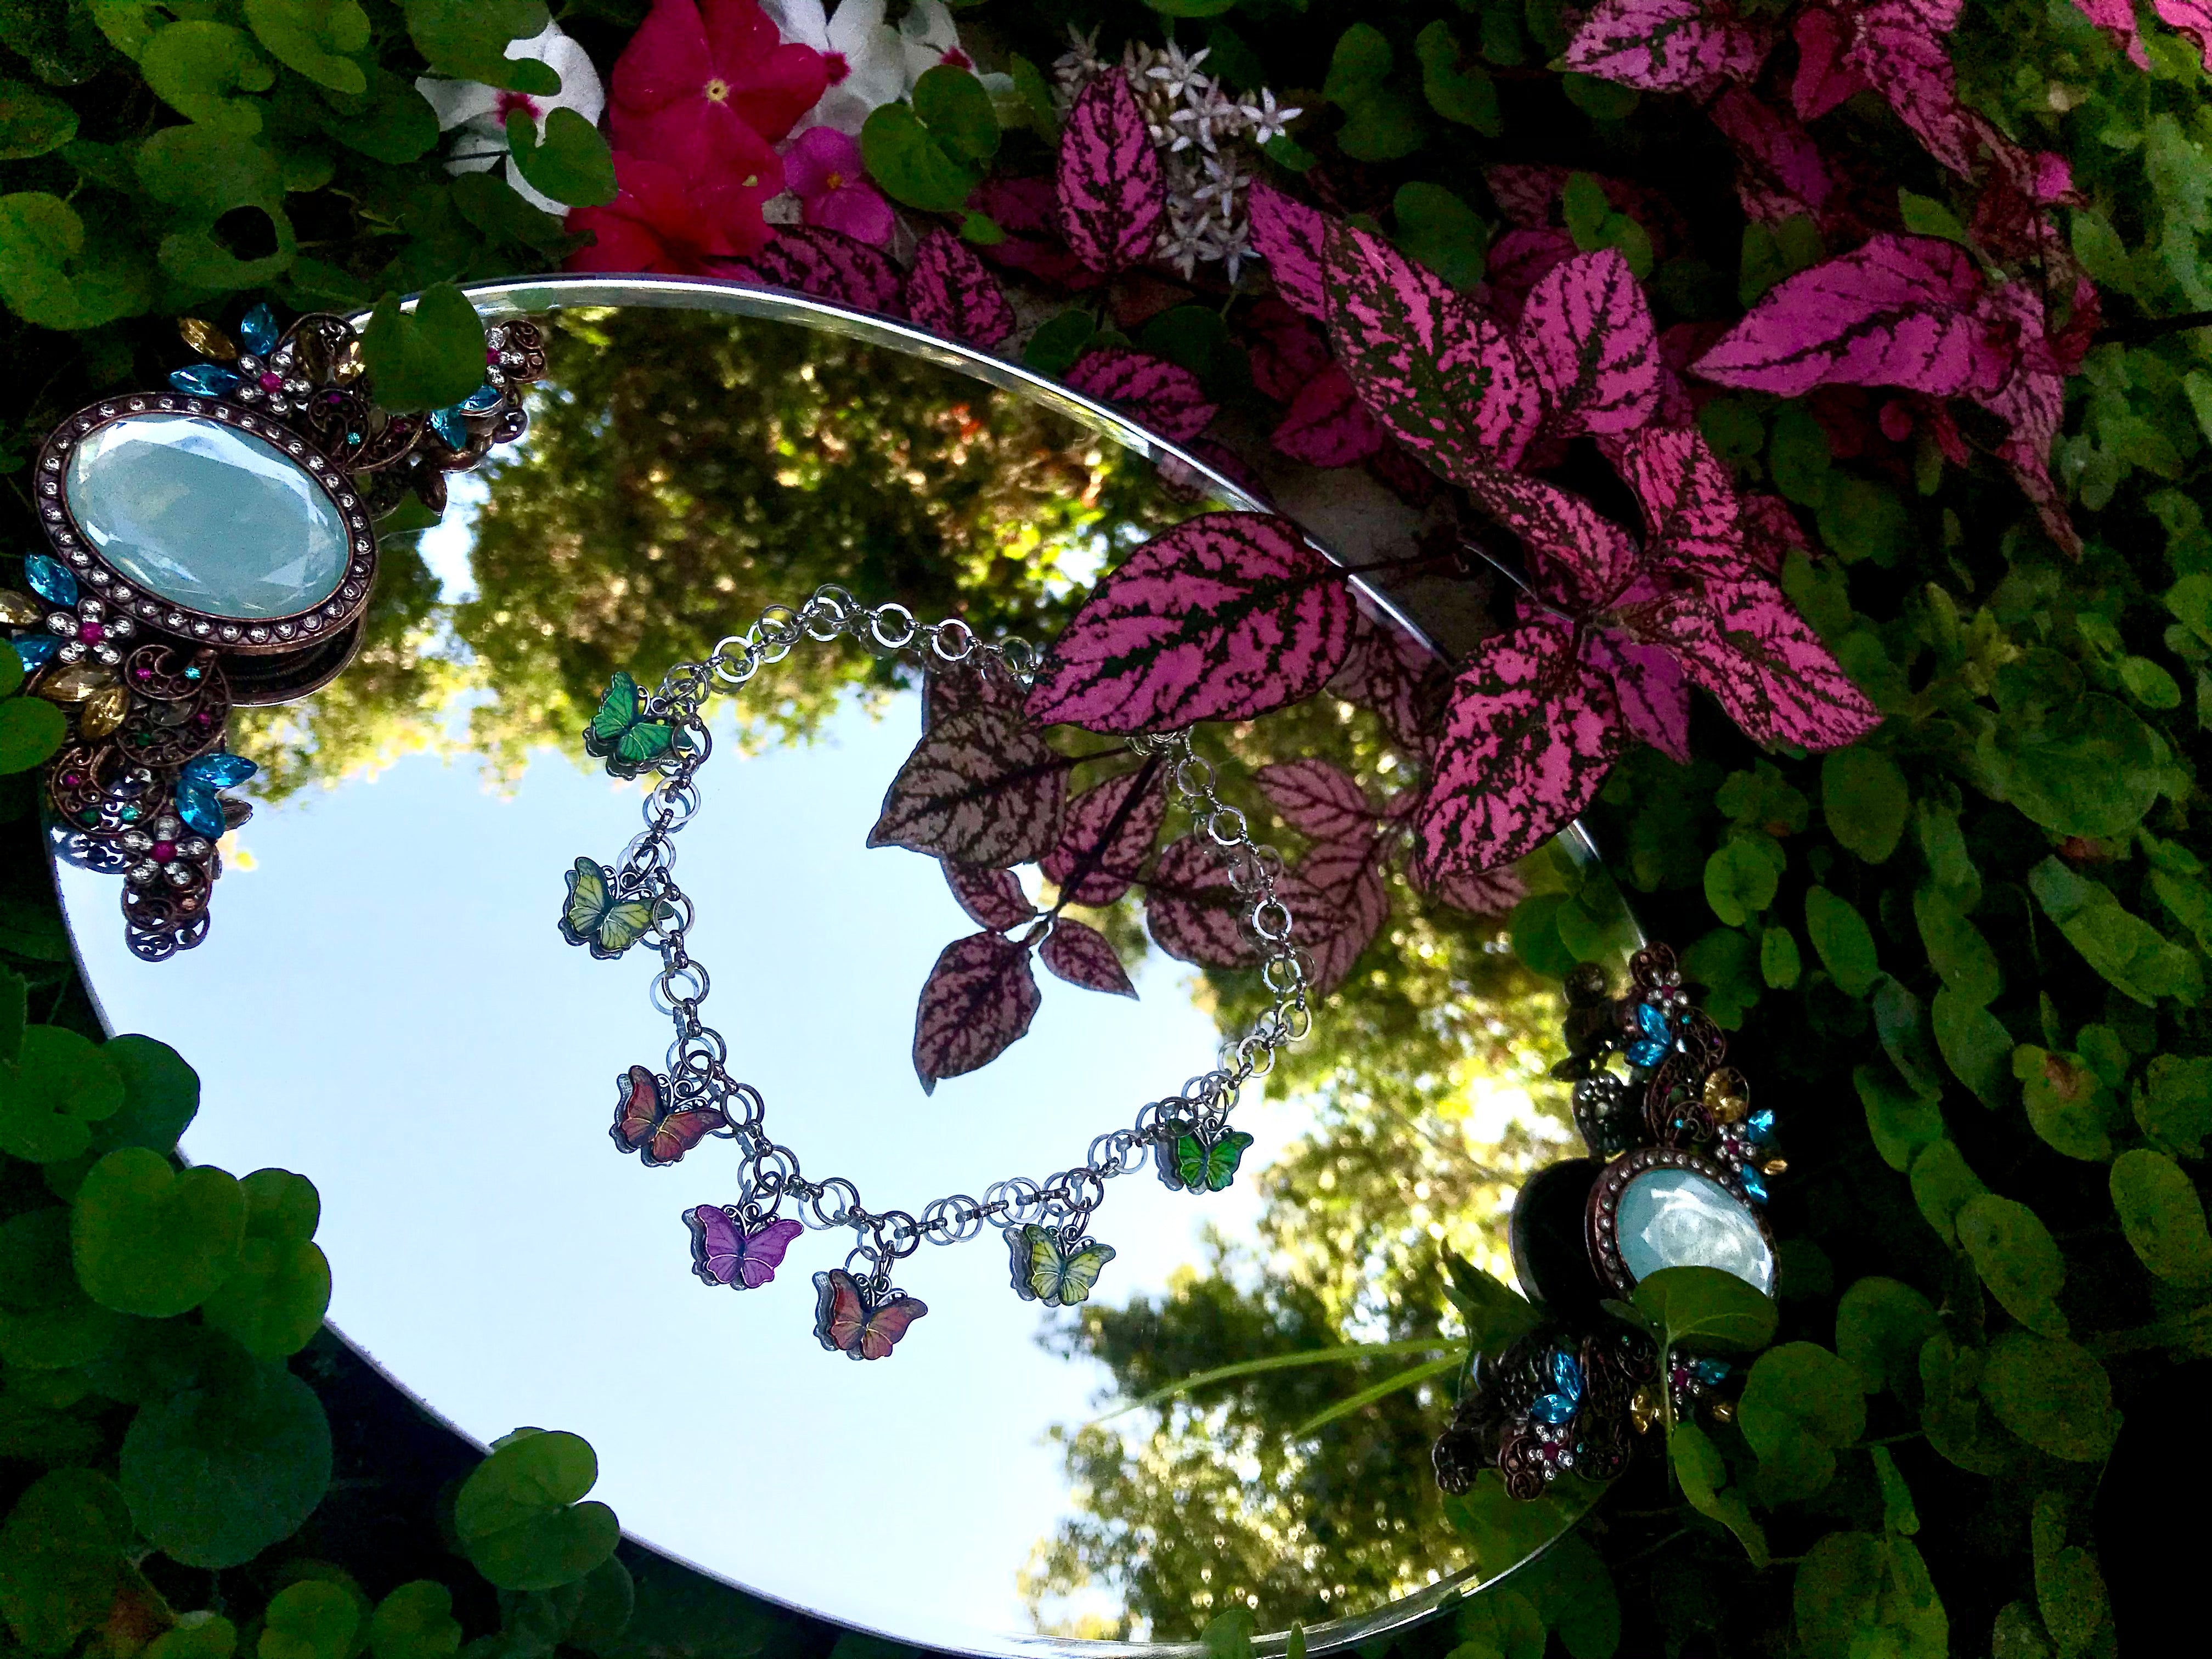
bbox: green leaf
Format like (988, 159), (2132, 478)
(371, 1584), (461, 1659)
(1006, 53), (1058, 144)
(1793, 1530), (1946, 1659)
(1978, 1332), (2119, 1463)
(1141, 0), (1240, 13)
(859, 101), (980, 215)
(72, 1148), (244, 1317)
(1449, 1588), (1543, 1659)
(1980, 693), (2162, 838)
(1918, 1332), (2016, 1476)
(1324, 22), (1393, 95)
(1680, 927), (1759, 1028)
(1201, 1607), (1255, 1659)
(1857, 1064), (1943, 1173)
(1897, 189), (1972, 247)
(1933, 987), (2012, 1109)
(1760, 924), (1802, 989)
(1669, 1421), (1767, 1566)
(1632, 1264), (1779, 1353)
(1739, 1342), (1866, 1503)
(2109, 1148), (2212, 1285)
(2149, 866), (2212, 956)
(1293, 1353), (1462, 1434)
(242, 0), (368, 95)
(2030, 1494), (2109, 1659)
(455, 1430), (622, 1591)
(141, 21), (274, 134)
(0, 1468), (133, 1652)
(1821, 747), (1909, 863)
(1561, 71), (1638, 122)
(1875, 976), (1945, 1098)
(1769, 402), (1833, 504)
(1816, 475), (1909, 566)
(1716, 761), (1808, 833)
(1704, 835), (1781, 924)
(0, 192), (152, 331)
(1909, 1138), (1988, 1246)
(503, 107), (616, 208)
(912, 64), (999, 165)
(1835, 1277), (1942, 1399)
(2030, 856), (2203, 1006)
(318, 66), (439, 164)
(2137, 1054), (2212, 1156)
(135, 123), (296, 290)
(1023, 308), (1096, 379)
(1513, 1532), (1618, 1659)
(403, 0), (557, 95)
(1956, 1193), (2068, 1337)
(1805, 887), (1880, 995)
(1914, 888), (2000, 1005)
(0, 1025), (123, 1164)
(120, 1347), (333, 1567)
(261, 1582), (360, 1659)
(1441, 1252), (1541, 1350)
(361, 283), (487, 413)
(1394, 182), (1490, 288)
(0, 78), (75, 159)
(0, 969), (20, 1065)
(147, 1614), (240, 1659)
(1916, 798), (1980, 910)
(1414, 21), (1500, 135)
(0, 1209), (126, 1370)
(2012, 1047), (2117, 1161)
(1335, 86), (1425, 161)
(1871, 1445), (1919, 1536)
(200, 1170), (330, 1358)
(86, 1), (164, 60)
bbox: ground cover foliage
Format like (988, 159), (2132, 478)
(0, 1), (2209, 1657)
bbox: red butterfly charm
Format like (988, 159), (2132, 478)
(609, 1065), (726, 1168)
(812, 1268), (928, 1361)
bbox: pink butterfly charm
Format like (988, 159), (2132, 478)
(812, 1268), (928, 1361)
(684, 1206), (804, 1291)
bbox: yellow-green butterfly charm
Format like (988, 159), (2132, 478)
(559, 857), (668, 960)
(1156, 1125), (1254, 1194)
(584, 670), (687, 780)
(1007, 1223), (1116, 1306)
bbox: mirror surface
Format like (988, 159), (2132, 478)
(55, 286), (1581, 1656)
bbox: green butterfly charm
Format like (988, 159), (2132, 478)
(1007, 1223), (1116, 1306)
(1156, 1125), (1255, 1194)
(584, 670), (686, 779)
(559, 857), (669, 960)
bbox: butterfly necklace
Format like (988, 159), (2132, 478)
(557, 587), (1312, 1359)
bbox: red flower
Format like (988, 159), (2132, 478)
(612, 0), (828, 176)
(566, 152), (778, 273)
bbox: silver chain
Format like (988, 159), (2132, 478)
(605, 584), (1312, 1284)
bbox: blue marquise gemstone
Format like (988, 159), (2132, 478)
(1529, 1390), (1576, 1425)
(1740, 1166), (1769, 1204)
(1694, 1358), (1732, 1386)
(176, 782), (226, 839)
(181, 751), (257, 789)
(12, 634), (58, 668)
(459, 382), (503, 412)
(24, 553), (77, 607)
(238, 302), (279, 354)
(168, 363), (242, 397)
(428, 406), (467, 449)
(1746, 1108), (1776, 1142)
(1627, 1002), (1671, 1068)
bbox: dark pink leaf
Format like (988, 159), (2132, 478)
(1248, 181), (1331, 320)
(912, 931), (1041, 1092)
(1414, 619), (1623, 883)
(1328, 609), (1451, 755)
(1563, 0), (1771, 91)
(1271, 364), (1388, 467)
(1278, 838), (1390, 995)
(903, 229), (1015, 347)
(1739, 493), (1811, 573)
(1458, 471), (1640, 611)
(1056, 71), (1165, 274)
(924, 654), (1028, 726)
(1043, 765), (1169, 906)
(2153, 0), (2212, 71)
(943, 861), (1036, 931)
(1144, 834), (1261, 968)
(1485, 228), (1578, 328)
(1411, 859), (1527, 918)
(1065, 347), (1218, 443)
(1791, 5), (1869, 120)
(1324, 222), (1542, 480)
(1647, 577), (1882, 749)
(869, 705), (1068, 865)
(1847, 0), (1972, 176)
(1038, 918), (1136, 997)
(719, 226), (905, 316)
(1255, 759), (1382, 843)
(1709, 87), (1833, 222)
(1025, 512), (1358, 733)
(1689, 234), (2006, 399)
(1614, 426), (1743, 574)
(1246, 299), (1334, 402)
(969, 177), (1106, 290)
(1966, 115), (2080, 263)
(1971, 283), (2079, 556)
(1486, 165), (1573, 229)
(1519, 249), (1662, 440)
(1584, 630), (1692, 763)
(2069, 0), (2147, 62)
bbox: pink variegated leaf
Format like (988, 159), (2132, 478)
(1065, 348), (1217, 443)
(943, 861), (1036, 932)
(1271, 364), (1388, 467)
(903, 229), (1015, 348)
(1039, 918), (1136, 997)
(2068, 0), (2147, 60)
(1709, 87), (1833, 222)
(1043, 765), (1169, 906)
(923, 654), (1028, 727)
(1279, 837), (1390, 995)
(1025, 512), (1357, 733)
(1458, 471), (1640, 611)
(1563, 0), (1772, 91)
(1791, 6), (1869, 120)
(1689, 234), (2006, 399)
(1613, 426), (1743, 575)
(1325, 222), (1542, 479)
(1056, 71), (1166, 274)
(912, 931), (1041, 1092)
(1256, 759), (1383, 843)
(1970, 283), (2080, 556)
(719, 227), (905, 316)
(869, 704), (1068, 866)
(1486, 165), (1573, 229)
(1248, 181), (1332, 320)
(2153, 0), (2212, 71)
(1486, 228), (1579, 327)
(1848, 0), (1973, 176)
(1584, 630), (1693, 763)
(1144, 834), (1261, 968)
(1519, 249), (1662, 440)
(970, 177), (1107, 290)
(1413, 619), (1624, 883)
(1739, 494), (1811, 573)
(1246, 300), (1334, 402)
(1328, 609), (1451, 755)
(1410, 858), (1528, 918)
(1649, 578), (1882, 749)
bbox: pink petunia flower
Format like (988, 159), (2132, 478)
(611, 0), (829, 177)
(782, 126), (894, 245)
(567, 152), (780, 272)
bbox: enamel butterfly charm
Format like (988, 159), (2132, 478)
(812, 1268), (928, 1361)
(560, 857), (668, 960)
(609, 1065), (726, 1167)
(684, 1205), (804, 1290)
(584, 670), (691, 780)
(1155, 1122), (1254, 1194)
(1007, 1223), (1116, 1307)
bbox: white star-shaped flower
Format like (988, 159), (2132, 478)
(1238, 88), (1302, 147)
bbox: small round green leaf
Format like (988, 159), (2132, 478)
(1821, 747), (1909, 864)
(455, 1430), (622, 1592)
(2013, 1046), (2117, 1161)
(72, 1148), (245, 1317)
(1834, 1277), (1942, 1398)
(360, 282), (488, 413)
(1978, 1332), (2119, 1463)
(0, 1209), (127, 1368)
(242, 0), (369, 95)
(1630, 1265), (1779, 1353)
(0, 1025), (125, 1164)
(259, 1581), (359, 1659)
(146, 1613), (240, 1659)
(911, 64), (999, 165)
(140, 21), (274, 134)
(2109, 1148), (2212, 1286)
(0, 78), (76, 159)
(0, 687), (66, 769)
(860, 101), (980, 215)
(1393, 182), (1491, 289)
(1955, 1193), (2067, 1338)
(1805, 887), (1880, 995)
(503, 106), (616, 208)
(1794, 1531), (1946, 1659)
(1739, 1342), (1866, 1503)
(0, 1468), (134, 1652)
(370, 1583), (462, 1659)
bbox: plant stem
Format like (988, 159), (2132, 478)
(2100, 308), (2212, 345)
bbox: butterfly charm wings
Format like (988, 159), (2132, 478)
(609, 1065), (726, 1167)
(1155, 1126), (1255, 1193)
(1007, 1224), (1116, 1307)
(1626, 1003), (1672, 1068)
(584, 670), (682, 779)
(812, 1268), (928, 1361)
(561, 858), (665, 960)
(685, 1206), (804, 1290)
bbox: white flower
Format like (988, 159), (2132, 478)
(762, 0), (905, 136)
(1239, 88), (1302, 146)
(899, 0), (977, 86)
(1054, 24), (1104, 88)
(416, 22), (605, 217)
(1144, 41), (1210, 103)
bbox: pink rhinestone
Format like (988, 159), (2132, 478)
(151, 840), (177, 863)
(259, 371), (283, 391)
(133, 666), (152, 680)
(77, 620), (104, 642)
(486, 347), (501, 364)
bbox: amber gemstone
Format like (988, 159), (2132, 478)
(1702, 1066), (1751, 1123)
(79, 683), (129, 737)
(177, 317), (238, 361)
(0, 589), (42, 627)
(41, 662), (118, 702)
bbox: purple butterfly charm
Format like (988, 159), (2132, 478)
(684, 1206), (805, 1290)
